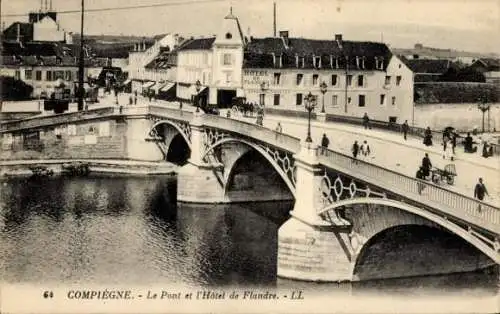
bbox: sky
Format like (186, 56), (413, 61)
(2, 0), (499, 54)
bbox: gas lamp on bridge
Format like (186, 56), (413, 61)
(477, 96), (491, 133)
(260, 81), (268, 107)
(319, 81), (328, 113)
(304, 92), (316, 143)
(195, 80), (201, 113)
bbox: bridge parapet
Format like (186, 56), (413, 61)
(317, 148), (500, 235)
(0, 107), (116, 133)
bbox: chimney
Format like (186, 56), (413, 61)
(335, 34), (343, 42)
(279, 30), (289, 46)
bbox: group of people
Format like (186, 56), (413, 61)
(351, 140), (371, 161)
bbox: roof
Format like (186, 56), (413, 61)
(177, 37), (216, 51)
(0, 54), (109, 67)
(243, 37), (392, 70)
(2, 22), (34, 42)
(471, 58), (500, 71)
(404, 59), (454, 74)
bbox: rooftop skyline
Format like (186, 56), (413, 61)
(2, 0), (499, 54)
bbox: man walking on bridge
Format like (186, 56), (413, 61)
(320, 133), (330, 155)
(421, 153), (432, 178)
(402, 120), (409, 140)
(474, 178), (489, 201)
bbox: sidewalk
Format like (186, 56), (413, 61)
(226, 110), (499, 206)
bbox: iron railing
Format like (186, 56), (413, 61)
(148, 105), (193, 122)
(317, 148), (500, 233)
(201, 114), (301, 152)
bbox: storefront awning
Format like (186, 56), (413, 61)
(159, 82), (176, 92)
(123, 79), (131, 85)
(191, 85), (208, 94)
(142, 81), (155, 89)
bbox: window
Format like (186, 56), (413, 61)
(356, 56), (365, 69)
(274, 94), (280, 106)
(392, 96), (396, 106)
(375, 57), (384, 70)
(380, 94), (386, 105)
(259, 94), (265, 106)
(385, 76), (391, 85)
(25, 70), (32, 80)
(225, 72), (232, 83)
(347, 75), (352, 86)
(65, 71), (72, 81)
(274, 54), (282, 68)
(273, 73), (281, 85)
(312, 74), (319, 85)
(54, 71), (64, 80)
(358, 95), (366, 107)
(46, 71), (52, 81)
(331, 74), (338, 86)
(313, 56), (321, 68)
(15, 70), (21, 80)
(296, 93), (303, 105)
(330, 56), (339, 69)
(35, 71), (42, 81)
(357, 75), (364, 87)
(296, 74), (303, 85)
(225, 32), (232, 39)
(332, 95), (338, 107)
(296, 56), (305, 68)
(222, 53), (232, 66)
(396, 76), (402, 86)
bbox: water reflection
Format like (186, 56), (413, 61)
(0, 175), (497, 297)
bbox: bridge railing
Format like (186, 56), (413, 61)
(317, 148), (500, 231)
(0, 107), (116, 133)
(201, 114), (301, 152)
(148, 105), (193, 122)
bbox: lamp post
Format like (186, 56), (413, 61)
(260, 81), (268, 107)
(77, 0), (85, 111)
(319, 81), (327, 113)
(304, 92), (316, 143)
(195, 79), (201, 112)
(477, 97), (490, 133)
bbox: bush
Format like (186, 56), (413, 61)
(1, 76), (34, 100)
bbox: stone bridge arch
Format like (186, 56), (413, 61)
(147, 120), (192, 163)
(318, 198), (499, 281)
(202, 137), (296, 199)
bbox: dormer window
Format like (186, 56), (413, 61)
(56, 57), (62, 65)
(356, 56), (365, 69)
(313, 55), (321, 69)
(273, 53), (282, 68)
(375, 57), (384, 70)
(295, 55), (305, 68)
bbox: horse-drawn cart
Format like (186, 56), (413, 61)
(430, 164), (457, 185)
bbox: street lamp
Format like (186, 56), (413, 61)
(195, 79), (201, 112)
(304, 92), (316, 143)
(477, 97), (490, 133)
(319, 81), (327, 113)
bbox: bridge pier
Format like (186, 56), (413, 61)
(277, 143), (355, 282)
(177, 112), (226, 203)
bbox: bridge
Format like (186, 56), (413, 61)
(0, 104), (499, 282)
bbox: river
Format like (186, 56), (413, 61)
(0, 175), (498, 306)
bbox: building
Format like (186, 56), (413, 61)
(469, 58), (500, 84)
(242, 32), (414, 123)
(174, 10), (245, 106)
(127, 35), (184, 93)
(403, 59), (457, 82)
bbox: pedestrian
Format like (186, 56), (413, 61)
(352, 140), (359, 161)
(321, 133), (330, 155)
(416, 166), (426, 195)
(226, 110), (231, 118)
(275, 122), (283, 133)
(402, 120), (409, 140)
(474, 178), (489, 201)
(362, 113), (370, 130)
(451, 131), (457, 155)
(129, 96), (133, 105)
(421, 153), (432, 179)
(134, 95), (137, 105)
(179, 101), (183, 111)
(482, 142), (489, 158)
(423, 127), (433, 146)
(360, 140), (371, 158)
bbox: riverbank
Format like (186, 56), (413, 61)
(0, 159), (177, 178)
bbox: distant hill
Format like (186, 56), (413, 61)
(392, 44), (499, 60)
